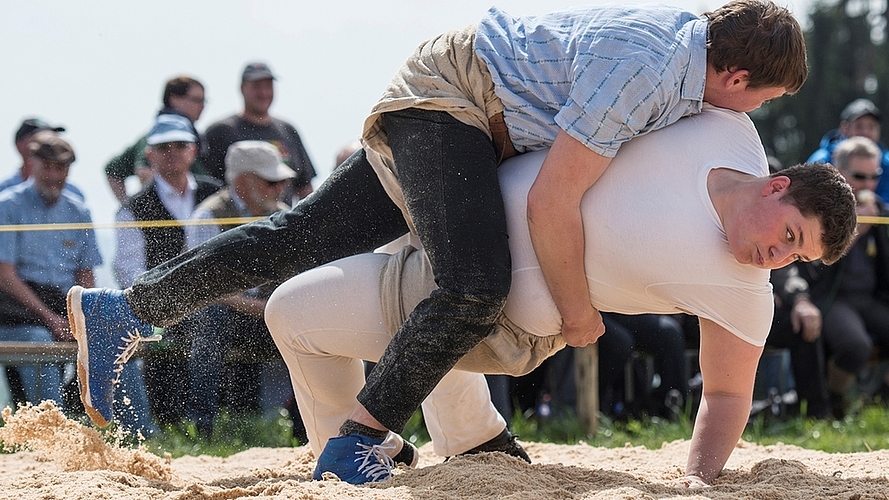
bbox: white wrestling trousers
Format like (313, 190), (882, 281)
(265, 252), (507, 458)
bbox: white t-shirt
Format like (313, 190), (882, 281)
(501, 105), (774, 346)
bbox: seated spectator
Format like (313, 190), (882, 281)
(184, 141), (297, 438)
(104, 76), (209, 203)
(0, 132), (98, 406)
(113, 114), (221, 425)
(1, 118), (84, 199)
(800, 137), (889, 418)
(807, 98), (889, 200)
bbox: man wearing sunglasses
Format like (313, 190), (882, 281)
(183, 140), (295, 439)
(112, 114), (222, 425)
(807, 98), (889, 201)
(799, 136), (889, 419)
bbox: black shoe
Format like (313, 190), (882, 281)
(459, 428), (531, 463)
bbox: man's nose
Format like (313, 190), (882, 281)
(769, 245), (794, 268)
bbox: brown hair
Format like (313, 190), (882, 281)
(774, 163), (857, 265)
(162, 76), (203, 107)
(704, 0), (808, 94)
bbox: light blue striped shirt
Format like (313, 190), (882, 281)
(0, 180), (102, 289)
(475, 4), (707, 157)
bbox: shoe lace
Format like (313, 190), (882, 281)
(353, 440), (395, 482)
(111, 330), (162, 383)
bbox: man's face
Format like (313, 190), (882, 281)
(238, 172), (287, 214)
(725, 178), (824, 269)
(146, 141), (197, 180)
(31, 157), (70, 204)
(169, 84), (206, 123)
(841, 115), (881, 143)
(241, 78), (274, 116)
(840, 154), (882, 196)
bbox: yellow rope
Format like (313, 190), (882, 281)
(0, 216), (265, 232)
(1, 215), (888, 232)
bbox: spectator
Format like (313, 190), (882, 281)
(184, 141), (295, 438)
(201, 62), (316, 201)
(807, 98), (889, 200)
(800, 136), (889, 418)
(0, 132), (97, 406)
(104, 76), (209, 203)
(1, 118), (84, 199)
(113, 114), (222, 425)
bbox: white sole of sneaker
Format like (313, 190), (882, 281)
(67, 285), (110, 428)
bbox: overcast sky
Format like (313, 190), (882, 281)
(0, 0), (816, 286)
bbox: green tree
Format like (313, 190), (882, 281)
(752, 0), (888, 168)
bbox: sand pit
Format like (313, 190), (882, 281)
(2, 402), (888, 499)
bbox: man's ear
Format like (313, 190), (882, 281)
(722, 68), (750, 91)
(762, 175), (791, 196)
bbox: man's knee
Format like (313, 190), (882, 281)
(833, 336), (875, 372)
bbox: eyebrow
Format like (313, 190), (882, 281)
(796, 224), (813, 262)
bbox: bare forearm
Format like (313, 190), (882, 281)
(687, 392), (751, 483)
(527, 130), (612, 346)
(527, 204), (597, 339)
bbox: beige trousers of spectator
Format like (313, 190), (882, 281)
(265, 246), (565, 457)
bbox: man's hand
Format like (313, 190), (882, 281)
(790, 297), (821, 342)
(671, 475), (710, 489)
(561, 308), (606, 346)
(45, 312), (74, 342)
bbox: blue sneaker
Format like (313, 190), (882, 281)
(67, 286), (158, 427)
(313, 434), (396, 484)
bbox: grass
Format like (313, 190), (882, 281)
(4, 396), (888, 458)
(135, 402), (889, 459)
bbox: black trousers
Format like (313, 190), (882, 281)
(128, 109), (511, 432)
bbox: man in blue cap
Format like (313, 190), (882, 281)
(807, 98), (889, 200)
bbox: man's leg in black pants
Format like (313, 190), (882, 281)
(769, 305), (829, 418)
(127, 150), (410, 326)
(357, 108), (511, 433)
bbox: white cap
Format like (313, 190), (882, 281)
(147, 114), (197, 145)
(225, 140), (296, 185)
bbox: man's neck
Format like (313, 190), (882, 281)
(157, 172), (190, 195)
(239, 110), (271, 126)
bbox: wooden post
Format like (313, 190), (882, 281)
(574, 343), (598, 434)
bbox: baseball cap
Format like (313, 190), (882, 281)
(28, 130), (75, 164)
(146, 114), (198, 145)
(841, 98), (881, 123)
(241, 62), (277, 82)
(15, 118), (65, 144)
(225, 141), (296, 185)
